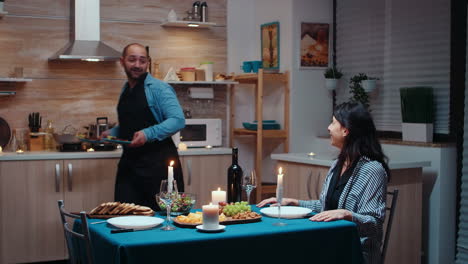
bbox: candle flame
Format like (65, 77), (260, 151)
(169, 160), (174, 167)
(209, 202), (213, 205)
(217, 187), (221, 191)
(279, 167), (283, 174)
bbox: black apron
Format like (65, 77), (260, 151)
(114, 74), (184, 210)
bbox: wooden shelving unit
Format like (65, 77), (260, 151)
(0, 78), (32, 82)
(230, 69), (290, 202)
(161, 20), (216, 28)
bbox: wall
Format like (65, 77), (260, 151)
(0, 0), (228, 146)
(227, 0), (294, 182)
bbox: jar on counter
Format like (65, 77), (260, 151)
(180, 67), (196, 81)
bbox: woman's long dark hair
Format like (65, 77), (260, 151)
(333, 102), (390, 178)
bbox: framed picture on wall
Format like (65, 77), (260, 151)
(300, 22), (330, 69)
(261, 21), (280, 72)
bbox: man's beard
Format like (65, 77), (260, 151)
(124, 66), (145, 81)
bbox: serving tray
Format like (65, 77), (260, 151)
(173, 215), (262, 228)
(72, 212), (156, 219)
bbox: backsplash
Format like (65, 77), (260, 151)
(0, 0), (228, 147)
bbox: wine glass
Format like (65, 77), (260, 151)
(157, 179), (178, 231)
(242, 170), (257, 204)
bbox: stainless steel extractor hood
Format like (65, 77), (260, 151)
(49, 0), (120, 62)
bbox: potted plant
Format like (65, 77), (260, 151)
(349, 73), (370, 110)
(400, 87), (434, 142)
(362, 76), (379, 92)
(323, 67), (343, 91)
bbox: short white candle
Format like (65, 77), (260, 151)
(168, 160), (174, 192)
(202, 203), (219, 230)
(212, 187), (226, 205)
(0, 146), (2, 153)
(276, 167), (284, 200)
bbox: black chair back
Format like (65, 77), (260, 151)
(58, 200), (94, 264)
(381, 189), (399, 264)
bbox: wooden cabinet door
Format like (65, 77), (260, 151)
(0, 160), (66, 263)
(181, 155), (230, 208)
(63, 158), (119, 213)
(280, 161), (329, 201)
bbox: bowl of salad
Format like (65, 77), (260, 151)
(156, 192), (197, 216)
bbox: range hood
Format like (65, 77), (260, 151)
(49, 0), (120, 62)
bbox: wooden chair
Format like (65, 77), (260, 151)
(381, 189), (399, 264)
(57, 200), (94, 264)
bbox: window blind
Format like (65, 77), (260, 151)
(455, 6), (468, 262)
(336, 0), (451, 134)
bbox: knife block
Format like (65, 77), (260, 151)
(29, 135), (45, 151)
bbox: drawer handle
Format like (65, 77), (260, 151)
(67, 163), (73, 191)
(186, 159), (192, 186)
(55, 163), (61, 193)
(307, 170), (313, 199)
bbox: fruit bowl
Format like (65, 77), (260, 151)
(156, 192), (196, 216)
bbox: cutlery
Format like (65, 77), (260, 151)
(111, 228), (154, 234)
(91, 220), (107, 225)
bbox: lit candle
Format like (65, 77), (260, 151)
(212, 187), (226, 205)
(16, 149), (24, 154)
(168, 160), (174, 192)
(202, 203), (219, 230)
(0, 146), (2, 153)
(87, 148), (95, 152)
(276, 167), (284, 200)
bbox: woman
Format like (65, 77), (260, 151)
(258, 102), (389, 264)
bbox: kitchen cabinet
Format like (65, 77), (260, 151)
(278, 161), (329, 200)
(230, 69), (290, 202)
(276, 160), (423, 264)
(0, 158), (118, 263)
(180, 154), (231, 207)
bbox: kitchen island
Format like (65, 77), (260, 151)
(271, 152), (430, 264)
(0, 148), (231, 263)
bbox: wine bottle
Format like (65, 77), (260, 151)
(227, 147), (243, 203)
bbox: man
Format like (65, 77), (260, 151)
(102, 43), (185, 210)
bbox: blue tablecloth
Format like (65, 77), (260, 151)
(76, 207), (363, 264)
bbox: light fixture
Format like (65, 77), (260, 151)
(82, 58), (101, 62)
(188, 23), (200, 27)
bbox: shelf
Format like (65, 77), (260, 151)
(234, 72), (288, 84)
(161, 20), (216, 28)
(0, 11), (8, 18)
(167, 80), (238, 85)
(0, 78), (32, 82)
(233, 128), (288, 139)
(0, 91), (16, 96)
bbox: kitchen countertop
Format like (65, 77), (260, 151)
(0, 147), (232, 161)
(271, 152), (431, 170)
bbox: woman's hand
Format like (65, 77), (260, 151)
(309, 209), (352, 222)
(257, 197), (299, 207)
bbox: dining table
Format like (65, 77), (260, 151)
(75, 206), (363, 264)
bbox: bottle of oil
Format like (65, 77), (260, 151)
(44, 120), (56, 151)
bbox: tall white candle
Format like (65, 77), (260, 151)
(212, 187), (226, 205)
(168, 160), (174, 192)
(276, 167), (284, 200)
(202, 203), (219, 229)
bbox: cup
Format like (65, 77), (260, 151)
(242, 61), (252, 73)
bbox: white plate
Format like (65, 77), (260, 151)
(107, 216), (164, 230)
(260, 206), (312, 219)
(196, 224), (226, 232)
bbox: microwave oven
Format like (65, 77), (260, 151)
(172, 118), (222, 147)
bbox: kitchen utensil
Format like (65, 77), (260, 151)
(96, 117), (109, 137)
(0, 117), (11, 149)
(28, 112), (42, 133)
(53, 125), (80, 144)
